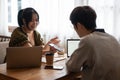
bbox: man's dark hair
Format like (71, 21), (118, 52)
(70, 6), (97, 31)
(22, 7), (39, 28)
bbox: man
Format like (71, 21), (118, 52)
(66, 6), (120, 80)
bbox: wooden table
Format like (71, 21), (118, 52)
(0, 60), (67, 80)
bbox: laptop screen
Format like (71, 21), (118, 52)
(67, 39), (80, 57)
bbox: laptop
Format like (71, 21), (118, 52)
(67, 39), (80, 57)
(6, 46), (42, 69)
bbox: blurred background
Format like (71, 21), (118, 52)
(0, 0), (120, 51)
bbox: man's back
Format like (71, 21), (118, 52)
(82, 32), (120, 80)
(66, 32), (120, 80)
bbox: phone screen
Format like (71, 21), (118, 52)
(53, 66), (64, 70)
(49, 43), (63, 52)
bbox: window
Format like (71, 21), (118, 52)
(88, 0), (114, 35)
(18, 0), (21, 10)
(8, 0), (21, 26)
(8, 0), (11, 23)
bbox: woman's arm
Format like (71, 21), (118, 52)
(42, 36), (60, 54)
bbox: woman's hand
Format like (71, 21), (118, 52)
(48, 37), (60, 53)
(43, 36), (60, 54)
(49, 36), (60, 44)
(49, 46), (57, 53)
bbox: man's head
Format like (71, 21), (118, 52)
(70, 6), (97, 37)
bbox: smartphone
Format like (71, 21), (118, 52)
(45, 66), (64, 70)
(53, 66), (64, 70)
(49, 43), (63, 52)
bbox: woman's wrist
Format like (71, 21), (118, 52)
(47, 40), (52, 45)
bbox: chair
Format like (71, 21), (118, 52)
(0, 35), (10, 64)
(0, 35), (11, 42)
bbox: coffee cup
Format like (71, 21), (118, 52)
(45, 52), (54, 66)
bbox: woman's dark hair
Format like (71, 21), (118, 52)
(70, 6), (97, 31)
(17, 9), (24, 27)
(21, 7), (39, 28)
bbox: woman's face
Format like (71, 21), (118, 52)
(28, 13), (39, 31)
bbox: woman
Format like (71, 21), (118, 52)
(9, 7), (60, 54)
